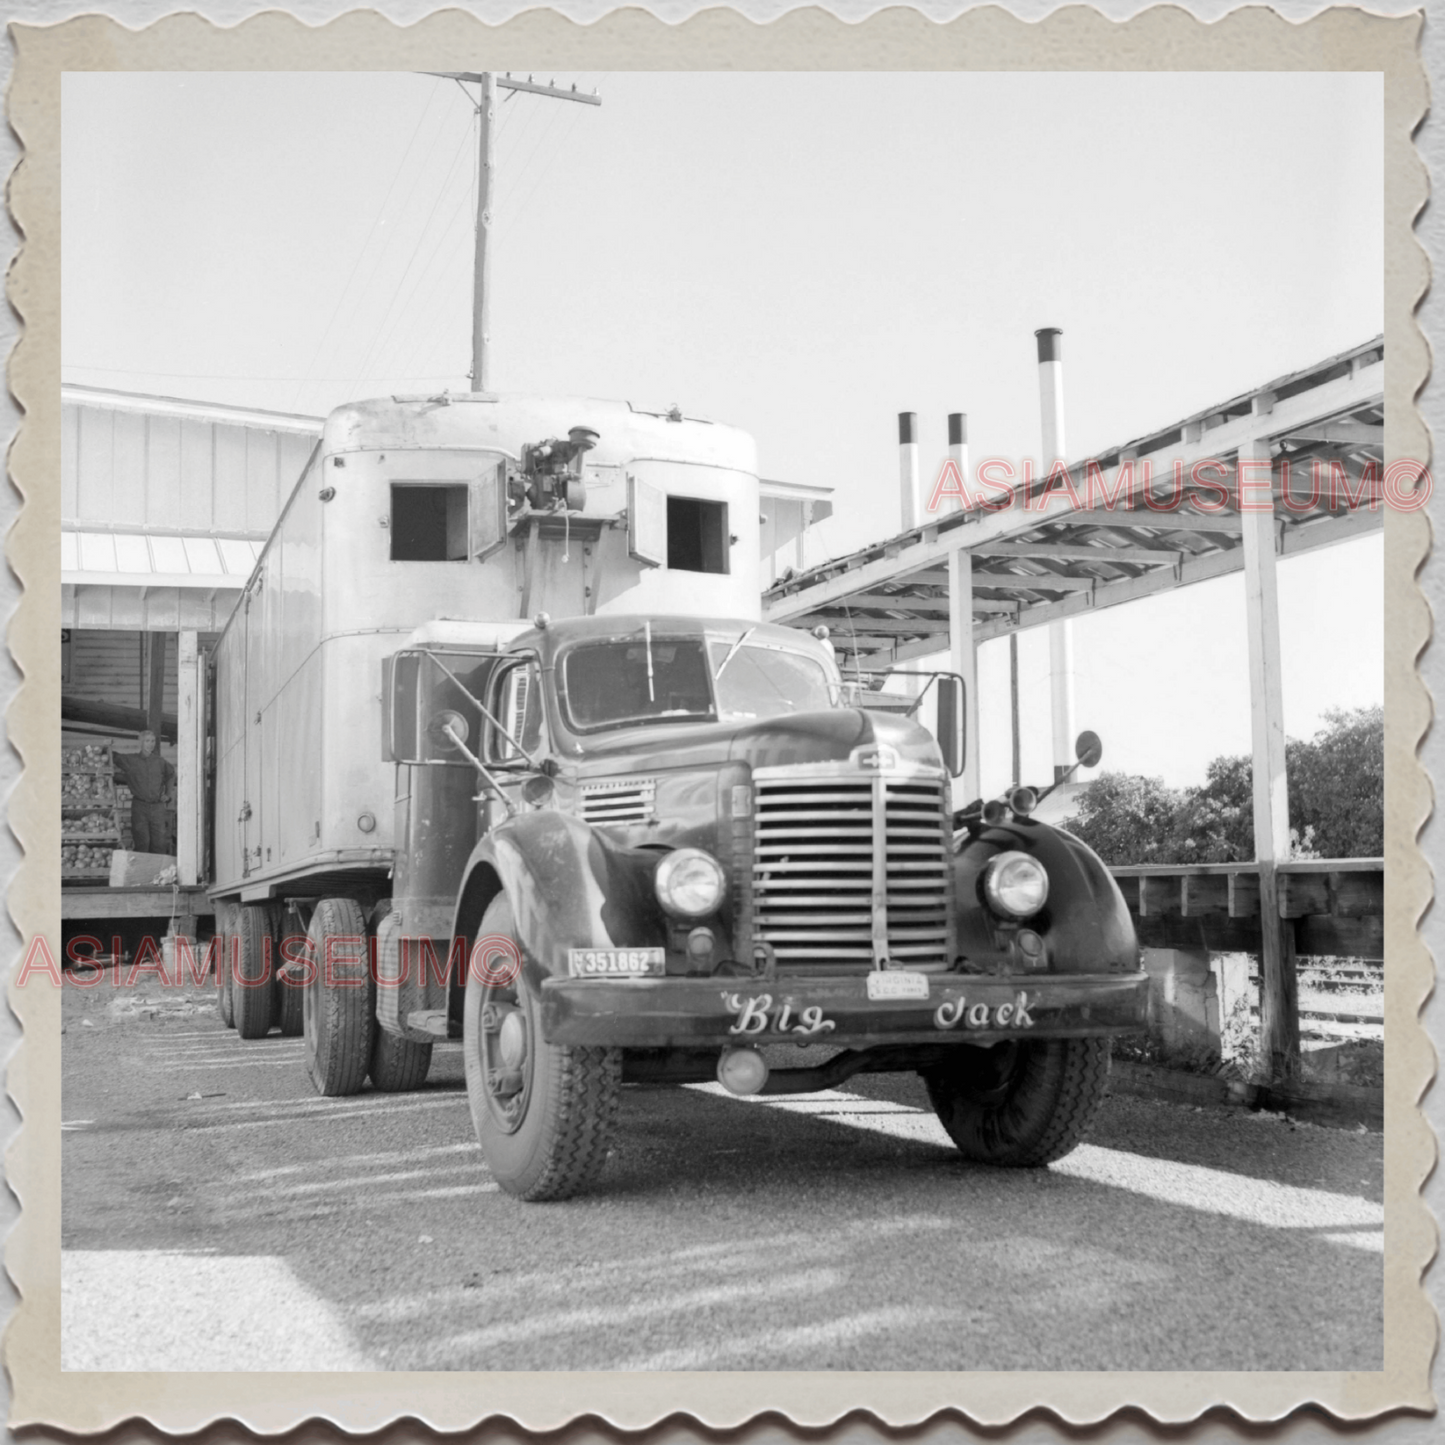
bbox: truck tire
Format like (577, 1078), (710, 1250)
(369, 1028), (433, 1092)
(215, 901), (237, 1030)
(233, 901), (279, 1040)
(922, 1037), (1111, 1167)
(303, 896), (374, 1097)
(274, 906), (306, 1037)
(276, 975), (305, 1037)
(463, 895), (620, 1201)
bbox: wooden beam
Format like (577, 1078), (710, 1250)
(1055, 509), (1243, 536)
(1139, 876), (1180, 917)
(1277, 873), (1330, 919)
(813, 618), (952, 637)
(1241, 432), (1298, 1083)
(1280, 421), (1383, 446)
(826, 592), (950, 612)
(1130, 910), (1381, 962)
(61, 695), (178, 743)
(1228, 872), (1260, 918)
(972, 572), (1097, 593)
(145, 631), (167, 736)
(1181, 875), (1230, 916)
(974, 541), (1183, 566)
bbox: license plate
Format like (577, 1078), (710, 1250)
(867, 969), (930, 1001)
(568, 947), (665, 979)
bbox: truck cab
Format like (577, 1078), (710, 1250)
(366, 612), (1145, 1200)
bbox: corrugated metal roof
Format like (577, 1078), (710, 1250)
(62, 528), (263, 591)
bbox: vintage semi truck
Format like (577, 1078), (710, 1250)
(205, 390), (1148, 1200)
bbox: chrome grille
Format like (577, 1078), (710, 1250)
(752, 768), (951, 974)
(580, 778), (656, 825)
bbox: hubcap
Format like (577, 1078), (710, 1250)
(477, 973), (534, 1134)
(498, 1009), (527, 1069)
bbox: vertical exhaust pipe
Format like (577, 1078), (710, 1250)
(1035, 327), (1076, 783)
(898, 411), (920, 531)
(1035, 327), (1066, 464)
(944, 412), (969, 515)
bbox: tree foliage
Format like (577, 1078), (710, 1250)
(1067, 707), (1383, 865)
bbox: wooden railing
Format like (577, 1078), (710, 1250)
(1109, 859), (1384, 1083)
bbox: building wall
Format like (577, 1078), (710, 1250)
(61, 395), (317, 536)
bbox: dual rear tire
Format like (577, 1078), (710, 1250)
(233, 901), (280, 1040)
(301, 896), (433, 1097)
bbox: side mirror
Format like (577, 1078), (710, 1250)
(1075, 730), (1103, 770)
(382, 649), (492, 765)
(935, 673), (967, 779)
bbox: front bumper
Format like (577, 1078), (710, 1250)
(540, 969), (1149, 1048)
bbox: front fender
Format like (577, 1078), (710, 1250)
(954, 820), (1138, 972)
(453, 811), (664, 987)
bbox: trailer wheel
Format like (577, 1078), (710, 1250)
(273, 906), (306, 1037)
(463, 895), (620, 1201)
(233, 902), (280, 1040)
(922, 1037), (1111, 1167)
(369, 1027), (433, 1092)
(276, 975), (305, 1037)
(303, 896), (374, 1097)
(215, 901), (237, 1029)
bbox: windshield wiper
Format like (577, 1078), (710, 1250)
(714, 626), (757, 680)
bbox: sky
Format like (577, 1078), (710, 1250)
(61, 70), (1384, 792)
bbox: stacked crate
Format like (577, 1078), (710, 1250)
(61, 743), (123, 881)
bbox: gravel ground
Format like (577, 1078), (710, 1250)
(61, 973), (1384, 1372)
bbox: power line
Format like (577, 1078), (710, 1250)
(287, 84), (441, 413)
(346, 113), (478, 397)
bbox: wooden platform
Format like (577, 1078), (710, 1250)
(60, 885), (214, 923)
(1109, 859), (1384, 961)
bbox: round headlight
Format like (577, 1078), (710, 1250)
(655, 849), (727, 919)
(983, 850), (1049, 918)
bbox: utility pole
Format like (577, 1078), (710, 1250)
(428, 72), (601, 393)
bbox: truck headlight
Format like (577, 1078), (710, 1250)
(655, 849), (727, 919)
(983, 850), (1049, 918)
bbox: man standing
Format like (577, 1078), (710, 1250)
(114, 730), (176, 854)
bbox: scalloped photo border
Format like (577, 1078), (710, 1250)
(3, 3), (1434, 1434)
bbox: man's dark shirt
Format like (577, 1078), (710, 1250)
(114, 752), (175, 804)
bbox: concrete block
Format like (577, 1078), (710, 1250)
(1141, 946), (1221, 1066)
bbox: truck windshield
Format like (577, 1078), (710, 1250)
(559, 636), (837, 733)
(560, 638), (716, 732)
(708, 642), (835, 720)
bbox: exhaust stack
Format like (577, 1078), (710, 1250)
(898, 411), (921, 530)
(945, 412), (969, 515)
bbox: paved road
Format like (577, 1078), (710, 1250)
(61, 975), (1384, 1372)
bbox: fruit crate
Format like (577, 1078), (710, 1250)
(62, 743), (122, 882)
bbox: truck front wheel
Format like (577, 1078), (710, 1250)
(922, 1037), (1111, 1167)
(463, 895), (620, 1201)
(303, 897), (374, 1097)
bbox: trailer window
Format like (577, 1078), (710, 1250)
(667, 497), (729, 574)
(391, 484), (469, 561)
